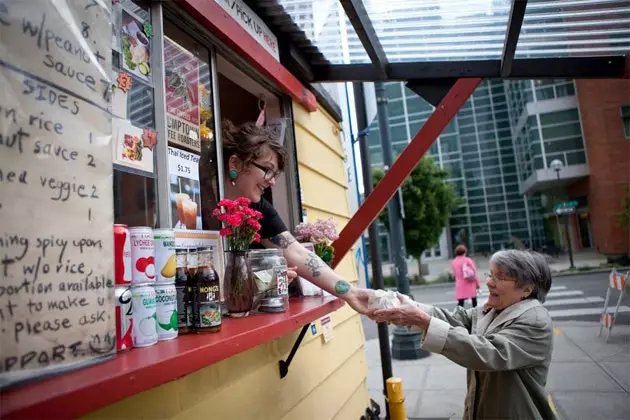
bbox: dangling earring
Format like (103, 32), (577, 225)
(229, 169), (238, 186)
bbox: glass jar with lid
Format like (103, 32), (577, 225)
(248, 249), (289, 312)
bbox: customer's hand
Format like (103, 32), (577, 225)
(344, 287), (375, 315)
(368, 294), (431, 329)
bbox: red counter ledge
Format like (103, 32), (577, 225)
(1, 296), (344, 420)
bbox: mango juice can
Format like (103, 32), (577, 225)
(131, 284), (158, 347)
(153, 229), (176, 283)
(155, 282), (178, 341)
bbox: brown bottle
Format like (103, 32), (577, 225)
(175, 250), (190, 334)
(193, 249), (222, 333)
(186, 249), (198, 333)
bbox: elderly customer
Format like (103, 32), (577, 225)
(370, 250), (555, 420)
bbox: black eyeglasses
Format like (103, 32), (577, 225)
(251, 161), (281, 181)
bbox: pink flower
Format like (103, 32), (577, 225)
(246, 218), (261, 230)
(219, 227), (233, 237)
(253, 233), (261, 243)
(212, 208), (222, 216)
(226, 214), (243, 227)
(236, 197), (251, 206)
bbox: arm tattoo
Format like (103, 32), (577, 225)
(269, 232), (296, 249)
(334, 280), (351, 295)
(305, 252), (324, 277)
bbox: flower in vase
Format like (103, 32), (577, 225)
(294, 217), (339, 265)
(214, 198), (262, 251)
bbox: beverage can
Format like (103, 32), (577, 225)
(130, 227), (155, 284)
(155, 282), (178, 341)
(154, 229), (176, 283)
(131, 283), (158, 347)
(114, 224), (132, 285)
(115, 285), (133, 351)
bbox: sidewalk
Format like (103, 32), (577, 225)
(365, 321), (629, 419)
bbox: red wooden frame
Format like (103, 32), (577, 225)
(331, 78), (482, 268)
(177, 0), (317, 112)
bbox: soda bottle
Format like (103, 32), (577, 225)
(194, 249), (222, 333)
(175, 250), (190, 334)
(186, 249), (198, 333)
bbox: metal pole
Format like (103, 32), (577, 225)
(375, 82), (409, 295)
(374, 82), (426, 360)
(565, 214), (575, 269)
(354, 83), (393, 420)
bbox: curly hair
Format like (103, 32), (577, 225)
(221, 120), (288, 173)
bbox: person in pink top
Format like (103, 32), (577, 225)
(451, 245), (480, 307)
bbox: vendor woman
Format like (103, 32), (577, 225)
(221, 120), (373, 314)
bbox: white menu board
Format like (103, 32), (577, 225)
(0, 0), (115, 389)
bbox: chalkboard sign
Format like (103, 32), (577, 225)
(0, 0), (115, 389)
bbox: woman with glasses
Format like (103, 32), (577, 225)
(220, 121), (375, 314)
(369, 250), (555, 420)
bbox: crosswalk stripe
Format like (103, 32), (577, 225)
(542, 296), (604, 307)
(477, 285), (569, 296)
(478, 290), (583, 298)
(548, 306), (630, 318)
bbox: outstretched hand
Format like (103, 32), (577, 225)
(368, 293), (431, 329)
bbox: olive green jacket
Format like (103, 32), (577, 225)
(417, 299), (557, 420)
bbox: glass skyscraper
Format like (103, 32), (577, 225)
(367, 79), (586, 260)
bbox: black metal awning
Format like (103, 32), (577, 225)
(247, 0), (629, 86)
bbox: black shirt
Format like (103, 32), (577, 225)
(250, 198), (287, 242)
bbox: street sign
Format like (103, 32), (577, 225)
(555, 207), (576, 216)
(554, 200), (578, 211)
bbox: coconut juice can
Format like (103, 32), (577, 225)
(131, 283), (158, 347)
(154, 229), (176, 283)
(155, 282), (178, 340)
(129, 227), (155, 283)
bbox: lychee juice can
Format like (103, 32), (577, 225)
(155, 282), (178, 341)
(131, 283), (158, 347)
(153, 229), (176, 283)
(130, 227), (155, 283)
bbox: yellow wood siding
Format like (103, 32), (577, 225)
(82, 103), (369, 419)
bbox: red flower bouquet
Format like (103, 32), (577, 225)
(212, 197), (262, 317)
(213, 197), (262, 251)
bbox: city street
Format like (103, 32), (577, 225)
(361, 271), (629, 340)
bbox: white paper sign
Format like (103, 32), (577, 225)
(0, 0), (114, 388)
(320, 316), (333, 343)
(168, 147), (200, 181)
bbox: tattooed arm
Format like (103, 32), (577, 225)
(262, 231), (373, 314)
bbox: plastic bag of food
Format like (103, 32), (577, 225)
(368, 290), (402, 310)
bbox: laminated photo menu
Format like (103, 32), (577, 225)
(0, 0), (115, 388)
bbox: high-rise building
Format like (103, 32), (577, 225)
(367, 77), (629, 260)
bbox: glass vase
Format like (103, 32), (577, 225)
(224, 250), (254, 317)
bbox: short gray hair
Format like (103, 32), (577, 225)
(489, 250), (552, 303)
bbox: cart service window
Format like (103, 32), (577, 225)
(163, 21), (220, 232)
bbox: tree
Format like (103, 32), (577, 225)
(617, 186), (630, 230)
(372, 156), (462, 268)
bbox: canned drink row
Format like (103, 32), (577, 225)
(114, 225), (176, 285)
(115, 282), (178, 351)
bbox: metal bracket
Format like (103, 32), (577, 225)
(278, 324), (310, 379)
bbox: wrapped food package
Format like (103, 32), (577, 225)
(368, 289), (402, 310)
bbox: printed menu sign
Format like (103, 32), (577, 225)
(164, 37), (200, 152)
(0, 1), (115, 388)
(168, 147), (201, 230)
